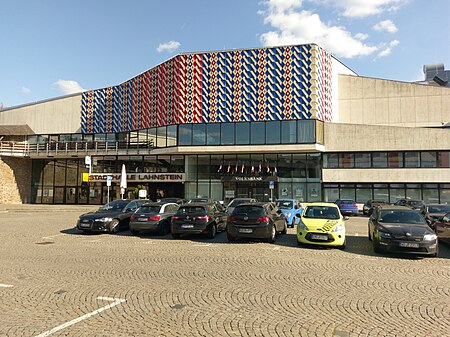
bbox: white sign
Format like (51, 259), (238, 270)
(84, 155), (91, 166)
(106, 175), (112, 187)
(269, 181), (275, 189)
(225, 190), (235, 198)
(138, 190), (147, 198)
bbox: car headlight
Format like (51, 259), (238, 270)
(378, 231), (392, 239)
(331, 223), (344, 232)
(298, 221), (309, 231)
(423, 233), (437, 241)
(98, 217), (113, 222)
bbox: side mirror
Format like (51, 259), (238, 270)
(343, 216), (349, 221)
(295, 213), (301, 218)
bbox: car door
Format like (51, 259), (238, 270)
(436, 213), (450, 239)
(122, 201), (138, 227)
(368, 208), (379, 238)
(210, 204), (225, 230)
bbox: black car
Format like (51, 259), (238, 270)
(394, 198), (426, 215)
(159, 197), (188, 205)
(77, 199), (149, 233)
(363, 199), (388, 215)
(129, 202), (179, 236)
(424, 204), (450, 225)
(368, 205), (438, 257)
(171, 202), (227, 239)
(434, 211), (450, 243)
(226, 202), (287, 243)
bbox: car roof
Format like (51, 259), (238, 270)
(180, 202), (212, 206)
(276, 198), (297, 201)
(141, 202), (175, 206)
(305, 202), (339, 207)
(376, 205), (417, 211)
(236, 202), (269, 207)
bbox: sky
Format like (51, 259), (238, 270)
(1, 0), (449, 108)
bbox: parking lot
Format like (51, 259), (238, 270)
(0, 205), (449, 337)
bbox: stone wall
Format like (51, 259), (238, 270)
(0, 157), (32, 204)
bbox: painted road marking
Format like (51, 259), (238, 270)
(41, 233), (65, 240)
(0, 284), (13, 288)
(34, 296), (126, 337)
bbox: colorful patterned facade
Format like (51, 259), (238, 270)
(80, 44), (333, 133)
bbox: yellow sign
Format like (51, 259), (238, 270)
(82, 173), (89, 182)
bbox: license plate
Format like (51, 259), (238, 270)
(239, 228), (253, 233)
(80, 223), (90, 228)
(399, 242), (419, 248)
(311, 234), (328, 241)
(182, 224), (194, 229)
(138, 218), (148, 222)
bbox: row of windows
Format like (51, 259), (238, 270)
(323, 151), (450, 168)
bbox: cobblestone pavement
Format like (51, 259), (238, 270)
(0, 205), (449, 337)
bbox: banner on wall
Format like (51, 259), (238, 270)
(88, 173), (185, 183)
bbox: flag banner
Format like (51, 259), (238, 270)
(274, 165), (278, 173)
(227, 163), (230, 173)
(266, 162), (270, 173)
(235, 162), (238, 173)
(241, 163), (245, 173)
(251, 165), (255, 173)
(217, 164), (222, 173)
(258, 162), (262, 173)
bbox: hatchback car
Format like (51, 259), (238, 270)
(226, 197), (257, 215)
(275, 199), (303, 228)
(227, 202), (287, 243)
(368, 205), (438, 257)
(394, 198), (426, 215)
(424, 204), (450, 224)
(296, 203), (347, 249)
(171, 202), (227, 239)
(77, 199), (148, 233)
(130, 202), (179, 236)
(335, 199), (358, 216)
(159, 197), (188, 205)
(433, 211), (450, 243)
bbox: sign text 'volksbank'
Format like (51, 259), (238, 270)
(88, 173), (185, 183)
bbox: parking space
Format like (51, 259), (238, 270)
(0, 207), (449, 336)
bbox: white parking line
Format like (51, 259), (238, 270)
(34, 296), (126, 337)
(0, 284), (13, 288)
(193, 243), (212, 247)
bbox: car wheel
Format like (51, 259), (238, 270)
(373, 239), (382, 254)
(109, 219), (120, 234)
(172, 233), (181, 239)
(130, 229), (139, 236)
(368, 227), (372, 241)
(267, 225), (276, 243)
(207, 223), (217, 239)
(281, 221), (287, 234)
(158, 221), (170, 236)
(432, 244), (439, 258)
(227, 232), (236, 242)
(297, 239), (303, 247)
(338, 240), (346, 250)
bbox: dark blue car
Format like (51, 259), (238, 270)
(335, 199), (358, 216)
(275, 199), (303, 228)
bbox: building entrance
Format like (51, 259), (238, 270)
(223, 179), (277, 204)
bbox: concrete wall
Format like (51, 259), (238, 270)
(338, 74), (450, 127)
(331, 59), (357, 122)
(323, 168), (450, 183)
(324, 122), (450, 152)
(0, 94), (82, 134)
(0, 157), (32, 204)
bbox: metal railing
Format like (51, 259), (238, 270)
(0, 140), (155, 158)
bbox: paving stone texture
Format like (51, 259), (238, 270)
(0, 205), (449, 337)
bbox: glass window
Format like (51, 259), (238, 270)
(54, 160), (66, 186)
(206, 124), (220, 145)
(355, 153), (371, 168)
(388, 152), (403, 168)
(307, 183), (321, 202)
(167, 125), (177, 147)
(281, 120), (297, 144)
(251, 122), (265, 144)
(307, 154), (321, 180)
(298, 120), (315, 143)
(221, 123), (235, 145)
(148, 128), (157, 148)
(292, 154), (306, 180)
(157, 126), (167, 147)
(340, 153), (354, 168)
(236, 123), (250, 145)
(277, 154), (292, 178)
(438, 151), (450, 168)
(143, 156), (157, 173)
(171, 155), (184, 173)
(421, 152), (436, 168)
(323, 186), (339, 203)
(406, 188), (421, 200)
(178, 124), (192, 146)
(423, 188), (439, 204)
(339, 186), (355, 200)
(197, 155), (210, 180)
(292, 182), (306, 202)
(192, 124), (206, 145)
(372, 152), (387, 168)
(390, 188), (405, 203)
(266, 121), (280, 144)
(440, 188), (450, 204)
(323, 154), (339, 168)
(373, 184), (389, 202)
(404, 152), (420, 168)
(356, 187), (372, 204)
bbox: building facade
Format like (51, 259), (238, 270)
(1, 44), (449, 205)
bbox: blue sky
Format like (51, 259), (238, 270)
(1, 0), (449, 108)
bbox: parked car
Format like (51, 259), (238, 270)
(275, 199), (303, 228)
(226, 197), (257, 215)
(159, 197), (188, 205)
(77, 199), (149, 233)
(363, 199), (389, 215)
(424, 204), (450, 224)
(368, 205), (438, 257)
(130, 202), (179, 236)
(296, 202), (347, 249)
(335, 199), (358, 216)
(433, 211), (450, 243)
(171, 202), (227, 239)
(394, 198), (426, 215)
(227, 202), (287, 243)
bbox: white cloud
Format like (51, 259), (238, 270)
(157, 40), (181, 53)
(21, 87), (31, 94)
(376, 39), (400, 58)
(260, 1), (378, 58)
(373, 19), (398, 33)
(54, 80), (85, 95)
(355, 33), (369, 40)
(316, 0), (408, 18)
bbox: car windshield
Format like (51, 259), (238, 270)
(409, 201), (424, 207)
(228, 199), (251, 208)
(379, 210), (425, 224)
(190, 199), (208, 203)
(427, 205), (450, 213)
(304, 206), (340, 220)
(138, 205), (161, 213)
(276, 200), (293, 209)
(178, 206), (206, 214)
(98, 200), (129, 211)
(233, 206), (264, 217)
